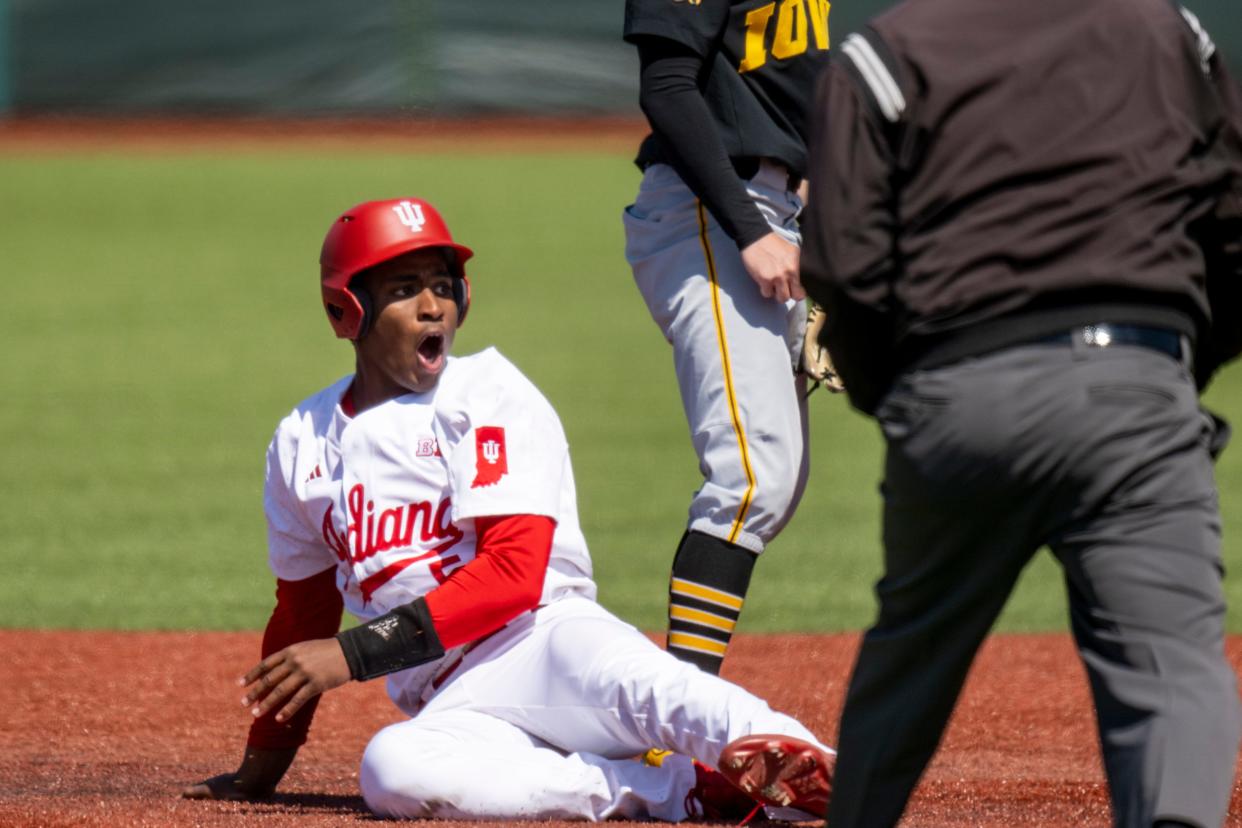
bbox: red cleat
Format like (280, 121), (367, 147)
(684, 759), (765, 823)
(717, 734), (835, 818)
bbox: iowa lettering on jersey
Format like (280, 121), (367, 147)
(321, 482), (463, 565)
(739, 0), (830, 73)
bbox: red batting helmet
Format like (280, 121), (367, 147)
(319, 197), (474, 339)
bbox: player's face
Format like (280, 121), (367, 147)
(354, 248), (459, 399)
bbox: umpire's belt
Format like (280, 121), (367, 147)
(1038, 324), (1184, 360)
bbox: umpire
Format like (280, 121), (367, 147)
(800, 0), (1242, 826)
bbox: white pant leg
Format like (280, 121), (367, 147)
(424, 598), (827, 766)
(623, 163), (810, 553)
(360, 708), (700, 821)
(364, 598), (829, 821)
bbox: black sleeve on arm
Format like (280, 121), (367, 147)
(1194, 49), (1242, 390)
(636, 37), (772, 248)
(801, 59), (902, 415)
(335, 596), (445, 681)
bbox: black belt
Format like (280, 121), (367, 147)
(1039, 324), (1184, 360)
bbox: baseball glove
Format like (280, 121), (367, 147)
(801, 302), (846, 394)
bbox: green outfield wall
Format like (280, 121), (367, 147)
(0, 0), (10, 114)
(5, 0), (1239, 116)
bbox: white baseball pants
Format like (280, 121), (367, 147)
(358, 597), (826, 821)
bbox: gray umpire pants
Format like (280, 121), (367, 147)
(827, 337), (1240, 828)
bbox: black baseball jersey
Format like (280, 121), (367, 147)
(625, 0), (830, 177)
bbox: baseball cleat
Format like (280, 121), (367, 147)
(717, 734), (834, 817)
(684, 759), (765, 823)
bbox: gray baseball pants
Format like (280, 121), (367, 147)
(827, 337), (1240, 828)
(622, 161), (809, 553)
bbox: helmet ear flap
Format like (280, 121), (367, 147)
(352, 284), (375, 340)
(454, 276), (471, 326)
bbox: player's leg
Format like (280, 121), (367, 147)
(1047, 349), (1239, 828)
(424, 597), (830, 764)
(663, 529), (758, 673)
(677, 166), (810, 552)
(623, 164), (808, 674)
(539, 597), (835, 820)
(387, 598), (830, 821)
(359, 707), (704, 821)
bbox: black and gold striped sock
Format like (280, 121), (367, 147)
(666, 530), (758, 675)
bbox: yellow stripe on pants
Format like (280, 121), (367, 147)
(696, 200), (757, 544)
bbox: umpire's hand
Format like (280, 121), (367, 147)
(740, 232), (806, 303)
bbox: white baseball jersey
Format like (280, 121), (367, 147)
(263, 347), (595, 712)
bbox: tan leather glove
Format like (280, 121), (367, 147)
(801, 302), (845, 394)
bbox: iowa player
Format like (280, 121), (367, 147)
(622, 0), (831, 674)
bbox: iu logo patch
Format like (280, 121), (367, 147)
(392, 200), (426, 232)
(471, 426), (508, 488)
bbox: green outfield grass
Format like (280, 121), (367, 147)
(1, 149), (1240, 634)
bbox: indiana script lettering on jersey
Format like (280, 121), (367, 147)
(321, 483), (463, 564)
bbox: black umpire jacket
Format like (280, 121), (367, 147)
(800, 0), (1242, 415)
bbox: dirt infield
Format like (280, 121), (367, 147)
(0, 115), (649, 154)
(2, 116), (1241, 824)
(3, 630), (1240, 827)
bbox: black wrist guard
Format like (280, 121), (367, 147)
(335, 596), (445, 681)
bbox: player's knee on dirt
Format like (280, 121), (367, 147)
(359, 725), (457, 818)
(667, 531), (757, 674)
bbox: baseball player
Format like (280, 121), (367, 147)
(180, 197), (835, 821)
(622, 0), (836, 675)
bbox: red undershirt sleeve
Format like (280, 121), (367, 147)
(246, 566), (344, 750)
(423, 514), (555, 650)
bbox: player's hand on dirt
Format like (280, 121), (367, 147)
(181, 746), (298, 800)
(181, 772), (272, 801)
(740, 231), (806, 303)
(240, 638), (351, 723)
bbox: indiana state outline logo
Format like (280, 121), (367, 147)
(471, 426), (509, 488)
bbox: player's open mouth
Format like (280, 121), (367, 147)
(417, 334), (445, 372)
